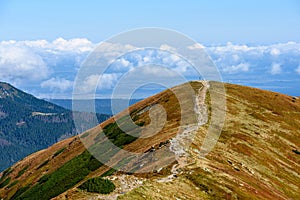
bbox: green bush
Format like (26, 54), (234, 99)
(0, 167), (13, 183)
(2, 167), (13, 177)
(10, 185), (30, 200)
(37, 159), (50, 170)
(7, 180), (19, 188)
(16, 165), (29, 178)
(136, 121), (145, 126)
(102, 117), (138, 148)
(13, 150), (102, 200)
(53, 147), (66, 158)
(101, 168), (117, 177)
(0, 177), (11, 188)
(79, 177), (115, 194)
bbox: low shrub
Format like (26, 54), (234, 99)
(53, 147), (66, 157)
(13, 150), (102, 200)
(79, 177), (115, 194)
(16, 165), (29, 178)
(37, 159), (50, 170)
(7, 180), (19, 188)
(0, 177), (11, 188)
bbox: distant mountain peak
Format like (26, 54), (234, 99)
(0, 82), (15, 98)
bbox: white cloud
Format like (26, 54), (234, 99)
(160, 44), (177, 52)
(98, 73), (119, 89)
(0, 38), (95, 55)
(95, 42), (136, 58)
(142, 66), (177, 77)
(119, 58), (130, 67)
(142, 56), (151, 63)
(207, 42), (300, 75)
(1, 38), (300, 98)
(269, 42), (300, 53)
(0, 46), (49, 83)
(22, 39), (49, 49)
(51, 38), (94, 53)
(79, 73), (119, 93)
(270, 63), (282, 75)
(209, 41), (300, 56)
(187, 43), (205, 50)
(209, 42), (256, 53)
(162, 54), (182, 64)
(232, 54), (240, 62)
(270, 48), (280, 56)
(0, 38), (97, 88)
(19, 38), (95, 53)
(295, 65), (300, 75)
(41, 77), (73, 92)
(222, 63), (249, 73)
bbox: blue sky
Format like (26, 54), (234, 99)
(0, 1), (300, 98)
(0, 0), (300, 43)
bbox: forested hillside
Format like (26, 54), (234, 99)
(0, 82), (110, 171)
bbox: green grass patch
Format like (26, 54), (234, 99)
(10, 185), (30, 200)
(102, 117), (139, 148)
(186, 168), (233, 200)
(186, 168), (257, 200)
(16, 165), (29, 178)
(135, 121), (145, 126)
(0, 177), (11, 188)
(79, 177), (115, 194)
(3, 167), (13, 176)
(37, 159), (50, 170)
(53, 147), (66, 157)
(0, 167), (13, 183)
(7, 180), (19, 188)
(101, 168), (117, 177)
(14, 150), (102, 200)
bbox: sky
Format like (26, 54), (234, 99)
(0, 1), (300, 98)
(1, 0), (300, 43)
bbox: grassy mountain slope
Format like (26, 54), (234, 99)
(0, 82), (109, 171)
(120, 82), (300, 200)
(0, 81), (299, 200)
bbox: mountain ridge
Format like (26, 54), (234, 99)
(0, 81), (299, 200)
(0, 82), (66, 113)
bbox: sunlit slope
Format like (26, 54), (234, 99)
(120, 82), (300, 200)
(1, 81), (299, 200)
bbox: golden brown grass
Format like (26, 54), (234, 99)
(1, 81), (300, 200)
